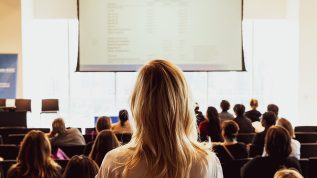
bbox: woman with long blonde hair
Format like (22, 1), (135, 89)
(96, 60), (223, 178)
(7, 130), (61, 178)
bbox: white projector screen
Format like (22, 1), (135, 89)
(78, 0), (244, 72)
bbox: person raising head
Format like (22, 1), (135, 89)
(96, 59), (223, 178)
(62, 155), (99, 178)
(112, 109), (132, 134)
(7, 130), (61, 178)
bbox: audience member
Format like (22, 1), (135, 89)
(213, 120), (248, 163)
(241, 126), (302, 178)
(219, 100), (234, 122)
(96, 60), (223, 178)
(199, 106), (223, 142)
(233, 104), (254, 133)
(263, 118), (300, 159)
(62, 155), (99, 178)
(84, 116), (112, 156)
(195, 102), (206, 126)
(89, 130), (120, 166)
(7, 130), (61, 178)
(245, 99), (262, 122)
(252, 111), (277, 156)
(49, 118), (86, 147)
(112, 109), (132, 134)
(268, 104), (279, 118)
(274, 169), (304, 178)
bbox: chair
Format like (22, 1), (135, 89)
(15, 99), (31, 112)
(0, 99), (5, 107)
(295, 132), (317, 143)
(115, 133), (132, 144)
(6, 134), (25, 145)
(295, 126), (317, 133)
(85, 128), (96, 135)
(299, 159), (309, 178)
(309, 158), (317, 178)
(41, 99), (59, 113)
(0, 160), (16, 178)
(0, 145), (19, 160)
(221, 158), (251, 178)
(301, 143), (317, 158)
(52, 145), (85, 158)
(237, 133), (255, 144)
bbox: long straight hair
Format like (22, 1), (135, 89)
(123, 59), (208, 178)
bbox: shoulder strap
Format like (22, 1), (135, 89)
(223, 144), (235, 160)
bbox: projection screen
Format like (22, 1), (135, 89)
(78, 0), (244, 71)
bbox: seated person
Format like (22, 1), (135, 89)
(199, 106), (223, 142)
(213, 120), (248, 163)
(49, 118), (86, 147)
(112, 109), (132, 134)
(62, 155), (99, 178)
(233, 104), (254, 133)
(195, 102), (205, 126)
(219, 100), (234, 122)
(245, 99), (262, 122)
(241, 126), (302, 178)
(84, 116), (112, 156)
(252, 112), (277, 156)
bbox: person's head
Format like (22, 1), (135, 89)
(129, 59), (207, 178)
(274, 169), (304, 178)
(96, 116), (112, 133)
(265, 126), (291, 159)
(89, 130), (120, 166)
(233, 104), (245, 117)
(194, 102), (200, 114)
(261, 112), (277, 129)
(268, 104), (279, 117)
(62, 155), (99, 178)
(118, 109), (129, 126)
(15, 130), (60, 177)
(276, 118), (295, 138)
(222, 120), (239, 141)
(250, 99), (259, 110)
(220, 100), (230, 112)
(206, 106), (221, 131)
(52, 118), (66, 134)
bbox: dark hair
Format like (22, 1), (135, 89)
(250, 99), (258, 109)
(222, 120), (239, 140)
(206, 106), (221, 134)
(262, 112), (277, 128)
(265, 126), (291, 159)
(8, 130), (61, 178)
(267, 104), (279, 116)
(89, 130), (120, 166)
(119, 109), (129, 127)
(220, 100), (230, 112)
(233, 104), (245, 117)
(62, 155), (99, 178)
(96, 116), (111, 133)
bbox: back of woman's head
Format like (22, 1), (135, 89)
(62, 155), (99, 178)
(16, 130), (59, 178)
(265, 126), (291, 159)
(206, 106), (221, 130)
(222, 120), (239, 140)
(129, 59), (207, 178)
(96, 116), (112, 133)
(234, 104), (245, 116)
(274, 169), (304, 178)
(276, 118), (295, 138)
(119, 109), (129, 126)
(89, 130), (120, 166)
(250, 99), (258, 109)
(220, 100), (230, 112)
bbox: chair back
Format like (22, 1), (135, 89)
(15, 99), (31, 112)
(295, 132), (317, 143)
(301, 143), (317, 158)
(295, 126), (317, 132)
(0, 145), (19, 160)
(6, 134), (25, 145)
(41, 99), (59, 113)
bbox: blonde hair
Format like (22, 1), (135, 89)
(124, 59), (208, 178)
(274, 169), (303, 178)
(276, 118), (295, 138)
(250, 99), (258, 109)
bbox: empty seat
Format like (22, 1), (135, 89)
(41, 99), (59, 113)
(295, 126), (317, 133)
(309, 158), (317, 178)
(0, 145), (19, 160)
(15, 99), (31, 112)
(301, 143), (317, 158)
(299, 159), (309, 178)
(237, 133), (255, 144)
(295, 132), (317, 143)
(6, 134), (25, 145)
(115, 133), (132, 144)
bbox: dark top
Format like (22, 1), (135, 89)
(213, 142), (248, 163)
(199, 120), (223, 142)
(241, 156), (302, 178)
(245, 109), (262, 122)
(7, 164), (61, 178)
(50, 128), (86, 147)
(233, 116), (255, 133)
(196, 111), (205, 127)
(252, 130), (267, 156)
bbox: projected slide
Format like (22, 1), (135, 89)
(78, 0), (243, 71)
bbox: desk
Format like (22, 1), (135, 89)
(0, 112), (27, 127)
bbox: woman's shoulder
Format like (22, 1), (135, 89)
(191, 150), (223, 178)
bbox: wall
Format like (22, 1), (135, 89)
(0, 0), (22, 97)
